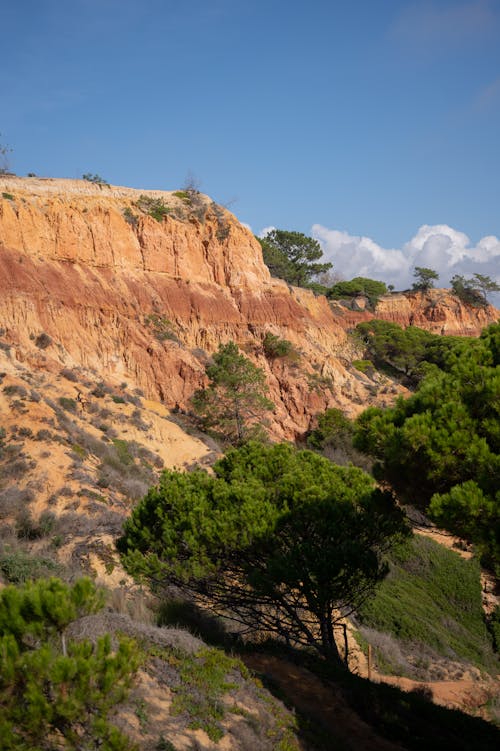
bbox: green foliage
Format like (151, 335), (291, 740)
(472, 273), (500, 302)
(327, 277), (387, 306)
(135, 194), (171, 222)
(357, 536), (496, 671)
(2, 191), (14, 200)
(355, 319), (469, 384)
(145, 313), (179, 342)
(262, 332), (295, 359)
(191, 341), (273, 444)
(112, 438), (134, 465)
(258, 229), (332, 288)
(412, 266), (439, 291)
(489, 606), (500, 653)
(354, 322), (500, 571)
(58, 396), (77, 412)
(0, 577), (139, 750)
(0, 550), (62, 584)
(306, 408), (353, 450)
(352, 359), (375, 374)
(122, 206), (138, 228)
(173, 190), (191, 202)
(118, 442), (408, 665)
(451, 273), (500, 307)
(171, 647), (241, 741)
(82, 172), (109, 185)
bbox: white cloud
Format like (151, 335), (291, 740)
(312, 223), (500, 298)
(258, 226), (276, 239)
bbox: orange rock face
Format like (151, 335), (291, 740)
(0, 177), (495, 438)
(330, 290), (498, 337)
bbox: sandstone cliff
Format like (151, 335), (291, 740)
(331, 289), (498, 337)
(0, 177), (496, 438)
(0, 177), (399, 438)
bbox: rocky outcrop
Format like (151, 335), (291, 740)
(330, 290), (498, 337)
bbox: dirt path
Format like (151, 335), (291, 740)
(243, 653), (406, 751)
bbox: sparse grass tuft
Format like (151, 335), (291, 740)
(170, 647), (242, 742)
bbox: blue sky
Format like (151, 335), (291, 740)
(2, 0), (500, 288)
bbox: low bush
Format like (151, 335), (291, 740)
(0, 549), (62, 583)
(136, 195), (171, 222)
(357, 535), (498, 673)
(145, 314), (180, 343)
(0, 578), (140, 749)
(262, 332), (295, 359)
(35, 332), (52, 349)
(3, 383), (28, 398)
(82, 172), (109, 185)
(60, 368), (79, 382)
(59, 396), (77, 412)
(352, 359), (375, 374)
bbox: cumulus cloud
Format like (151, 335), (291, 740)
(312, 223), (500, 297)
(258, 226), (276, 238)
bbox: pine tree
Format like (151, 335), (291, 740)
(191, 342), (273, 444)
(0, 578), (140, 750)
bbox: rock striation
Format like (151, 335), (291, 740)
(331, 290), (497, 337)
(0, 177), (496, 438)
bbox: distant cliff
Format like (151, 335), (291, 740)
(330, 289), (498, 337)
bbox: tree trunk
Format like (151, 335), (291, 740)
(319, 614), (343, 666)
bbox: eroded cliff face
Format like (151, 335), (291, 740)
(331, 290), (498, 337)
(1, 177), (494, 438)
(0, 177), (394, 438)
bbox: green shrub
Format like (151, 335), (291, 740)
(82, 172), (109, 185)
(2, 192), (14, 200)
(306, 407), (353, 450)
(0, 578), (139, 749)
(35, 332), (52, 349)
(262, 332), (295, 359)
(145, 314), (180, 342)
(328, 277), (387, 307)
(173, 190), (191, 202)
(0, 550), (62, 583)
(489, 606), (500, 653)
(122, 206), (138, 227)
(136, 195), (171, 222)
(59, 396), (77, 412)
(171, 647), (243, 742)
(357, 536), (497, 672)
(353, 359), (375, 374)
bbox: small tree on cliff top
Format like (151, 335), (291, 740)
(412, 266), (439, 291)
(191, 341), (274, 444)
(259, 229), (332, 288)
(0, 135), (12, 175)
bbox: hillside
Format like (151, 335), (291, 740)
(1, 176), (499, 749)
